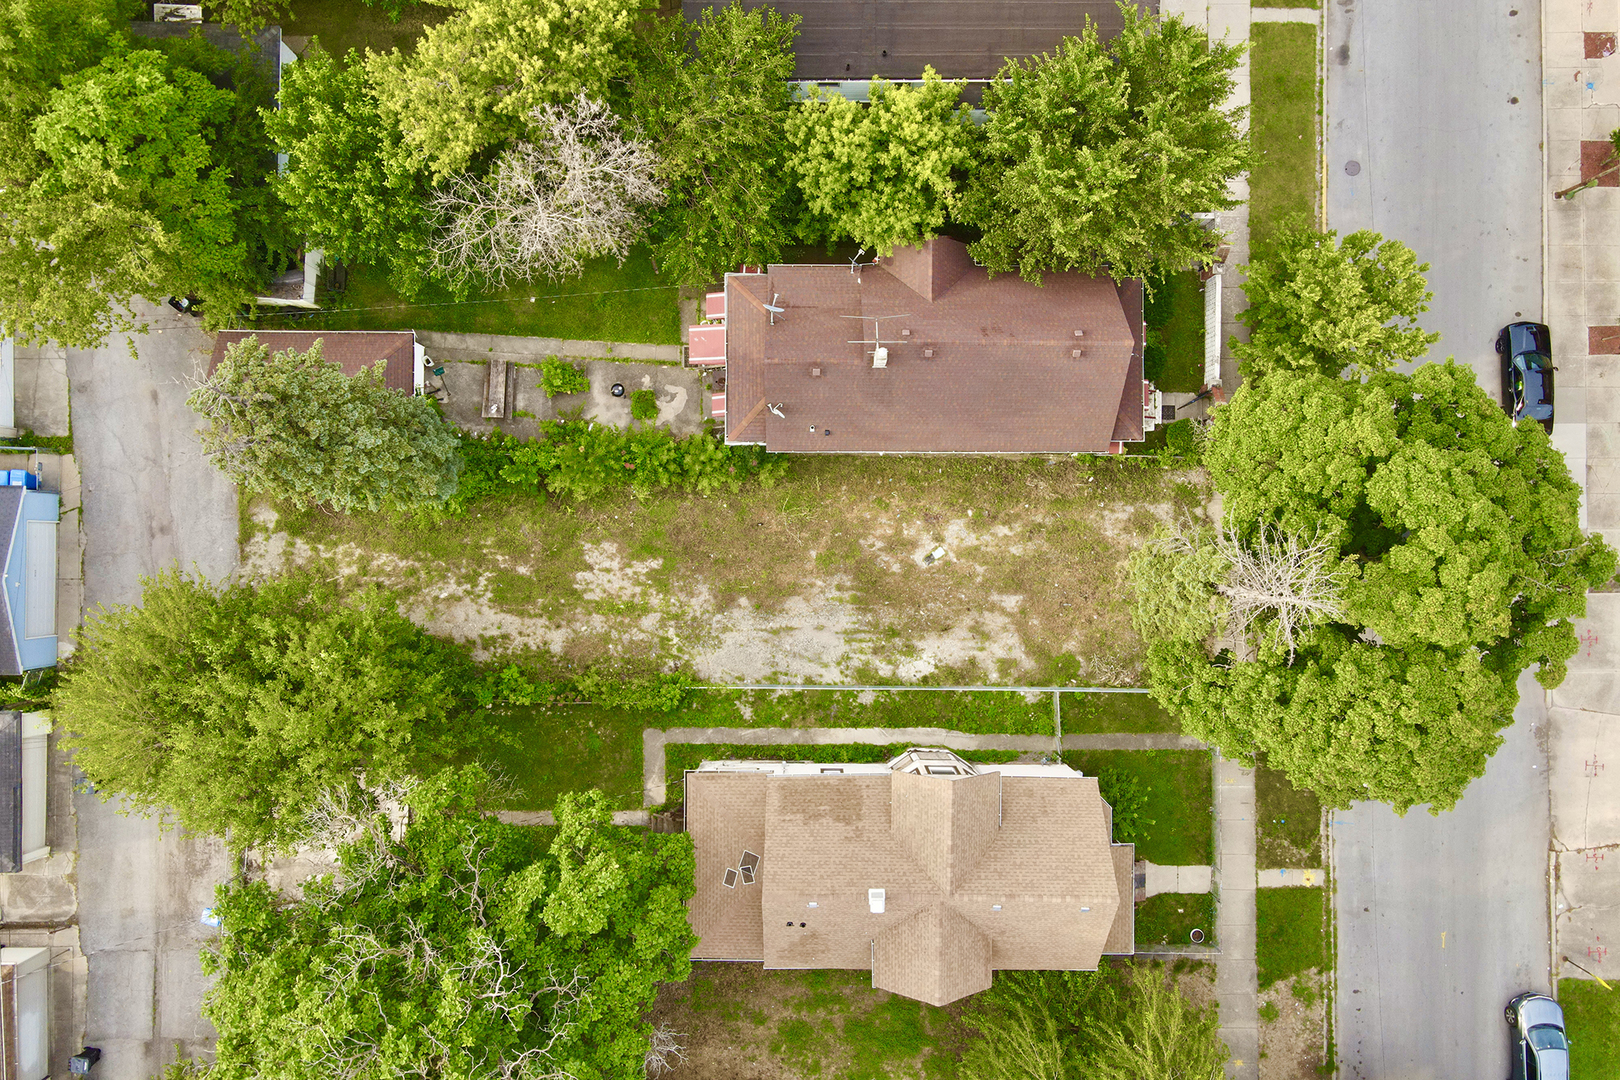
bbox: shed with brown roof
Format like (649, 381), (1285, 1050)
(685, 749), (1135, 1007)
(209, 330), (421, 394)
(722, 238), (1147, 454)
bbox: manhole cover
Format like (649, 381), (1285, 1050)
(1345, 160), (1362, 176)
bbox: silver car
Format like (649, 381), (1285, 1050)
(1505, 992), (1569, 1080)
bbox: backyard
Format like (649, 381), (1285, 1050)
(244, 455), (1211, 686)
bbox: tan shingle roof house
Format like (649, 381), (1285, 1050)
(716, 237), (1152, 454)
(684, 748), (1136, 1006)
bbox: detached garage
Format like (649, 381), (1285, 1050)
(0, 487), (57, 675)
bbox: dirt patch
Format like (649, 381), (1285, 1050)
(244, 457), (1211, 681)
(1259, 972), (1329, 1080)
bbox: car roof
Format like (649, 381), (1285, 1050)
(1520, 995), (1564, 1028)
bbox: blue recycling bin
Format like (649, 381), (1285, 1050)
(4, 470), (34, 489)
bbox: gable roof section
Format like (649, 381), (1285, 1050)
(210, 331), (417, 393)
(873, 902), (993, 1006)
(724, 238), (1139, 453)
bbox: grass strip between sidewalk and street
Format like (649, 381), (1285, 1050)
(1249, 21), (1320, 249)
(1255, 763), (1323, 868)
(1559, 978), (1620, 1078)
(1257, 887), (1328, 989)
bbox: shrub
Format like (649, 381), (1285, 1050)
(630, 387), (658, 421)
(540, 354), (590, 396)
(576, 670), (690, 713)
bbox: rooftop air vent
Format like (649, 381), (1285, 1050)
(872, 347), (889, 369)
(869, 888), (886, 914)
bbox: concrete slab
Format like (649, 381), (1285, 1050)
(87, 951), (155, 1041)
(10, 344), (70, 437)
(1142, 862), (1213, 895)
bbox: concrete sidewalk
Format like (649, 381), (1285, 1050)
(1550, 592), (1620, 984)
(1214, 753), (1259, 1080)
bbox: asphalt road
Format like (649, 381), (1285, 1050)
(1325, 5), (1551, 1077)
(1326, 0), (1544, 398)
(65, 299), (240, 1080)
(1332, 667), (1552, 1080)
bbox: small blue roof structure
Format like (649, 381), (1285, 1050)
(0, 487), (59, 675)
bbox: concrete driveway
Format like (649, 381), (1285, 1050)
(64, 298), (240, 1079)
(1331, 668), (1551, 1080)
(1326, 0), (1543, 396)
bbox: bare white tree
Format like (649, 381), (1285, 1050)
(430, 94), (664, 288)
(643, 1025), (688, 1079)
(1214, 525), (1346, 661)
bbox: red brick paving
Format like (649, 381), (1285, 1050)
(1582, 141), (1620, 186)
(1589, 326), (1620, 355)
(1587, 31), (1617, 58)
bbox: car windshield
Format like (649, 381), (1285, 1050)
(1524, 367), (1552, 407)
(1523, 351), (1552, 371)
(1528, 1025), (1568, 1051)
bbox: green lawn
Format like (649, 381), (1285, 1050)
(1062, 692), (1178, 734)
(1143, 271), (1206, 392)
(1255, 763), (1322, 868)
(1256, 887), (1327, 989)
(1135, 892), (1215, 949)
(676, 687), (1056, 736)
(1060, 749), (1213, 865)
(1561, 978), (1620, 1078)
(252, 247), (682, 345)
(477, 703), (645, 812)
(282, 0), (446, 60)
(653, 965), (953, 1080)
(1249, 22), (1319, 249)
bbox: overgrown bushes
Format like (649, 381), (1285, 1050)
(540, 354), (590, 395)
(452, 422), (786, 508)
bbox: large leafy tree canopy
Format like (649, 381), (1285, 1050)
(188, 335), (462, 513)
(631, 0), (801, 284)
(204, 774), (697, 1080)
(1135, 363), (1614, 812)
(0, 11), (287, 346)
(787, 68), (976, 254)
(57, 570), (480, 851)
(961, 2), (1247, 282)
(1236, 225), (1440, 380)
(264, 44), (433, 296)
(367, 0), (644, 183)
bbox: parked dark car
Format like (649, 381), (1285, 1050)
(1496, 321), (1554, 433)
(1505, 992), (1568, 1080)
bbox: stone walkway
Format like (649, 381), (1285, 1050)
(1214, 752), (1260, 1080)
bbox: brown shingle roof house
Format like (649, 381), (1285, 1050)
(209, 330), (423, 394)
(721, 237), (1150, 454)
(684, 748), (1136, 1007)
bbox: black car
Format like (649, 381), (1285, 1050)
(1496, 321), (1554, 433)
(1505, 992), (1569, 1080)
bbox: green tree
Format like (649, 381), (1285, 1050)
(631, 1), (801, 283)
(56, 571), (478, 851)
(188, 335), (462, 513)
(263, 44), (433, 296)
(786, 68), (975, 253)
(203, 771), (697, 1080)
(1136, 364), (1615, 812)
(367, 0), (643, 182)
(0, 0), (130, 184)
(0, 47), (272, 346)
(1089, 971), (1226, 1080)
(957, 970), (1122, 1080)
(1236, 224), (1440, 380)
(960, 2), (1247, 282)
